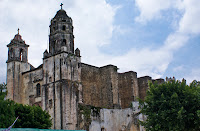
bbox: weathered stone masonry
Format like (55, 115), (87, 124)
(6, 7), (165, 131)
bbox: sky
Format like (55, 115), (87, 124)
(0, 0), (200, 84)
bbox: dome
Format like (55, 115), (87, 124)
(7, 31), (29, 47)
(12, 33), (26, 44)
(13, 34), (23, 41)
(54, 9), (69, 19)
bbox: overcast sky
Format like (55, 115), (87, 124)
(0, 0), (200, 83)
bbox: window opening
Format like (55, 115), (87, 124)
(20, 49), (23, 61)
(36, 83), (41, 97)
(63, 39), (66, 46)
(10, 48), (14, 58)
(62, 25), (66, 31)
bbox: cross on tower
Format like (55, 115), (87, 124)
(60, 3), (63, 9)
(17, 28), (20, 34)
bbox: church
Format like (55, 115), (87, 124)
(6, 4), (165, 131)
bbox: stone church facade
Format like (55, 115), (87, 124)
(6, 7), (165, 131)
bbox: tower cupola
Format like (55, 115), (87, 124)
(49, 4), (74, 55)
(7, 29), (29, 62)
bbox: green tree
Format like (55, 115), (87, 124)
(139, 80), (200, 131)
(0, 83), (15, 128)
(0, 82), (7, 100)
(0, 83), (52, 129)
(0, 99), (15, 128)
(14, 103), (52, 129)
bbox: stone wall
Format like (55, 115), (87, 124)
(81, 63), (148, 109)
(88, 102), (145, 131)
(138, 77), (165, 101)
(81, 63), (119, 109)
(89, 108), (134, 131)
(6, 61), (31, 103)
(21, 65), (43, 105)
(42, 52), (81, 130)
(118, 71), (139, 108)
(138, 76), (152, 100)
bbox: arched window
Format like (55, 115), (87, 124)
(53, 27), (55, 32)
(52, 40), (56, 54)
(36, 83), (41, 97)
(20, 49), (23, 61)
(9, 48), (14, 59)
(62, 25), (66, 31)
(62, 39), (66, 46)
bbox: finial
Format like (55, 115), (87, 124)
(17, 28), (20, 34)
(60, 3), (63, 9)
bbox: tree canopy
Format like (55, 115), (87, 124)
(0, 82), (7, 100)
(14, 104), (52, 129)
(139, 80), (200, 131)
(0, 83), (16, 128)
(0, 83), (52, 129)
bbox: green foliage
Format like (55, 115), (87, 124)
(139, 80), (200, 131)
(0, 83), (7, 100)
(79, 104), (91, 120)
(14, 104), (52, 129)
(0, 83), (15, 128)
(0, 83), (52, 129)
(0, 99), (15, 128)
(79, 104), (101, 130)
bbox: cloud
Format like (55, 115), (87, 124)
(134, 0), (185, 23)
(173, 65), (184, 72)
(179, 0), (200, 34)
(184, 68), (200, 84)
(1, 0), (200, 83)
(134, 0), (200, 35)
(110, 47), (172, 78)
(68, 0), (119, 64)
(163, 32), (189, 50)
(127, 0), (200, 79)
(0, 0), (119, 82)
(0, 0), (61, 68)
(134, 0), (181, 23)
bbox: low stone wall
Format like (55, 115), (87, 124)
(88, 101), (145, 131)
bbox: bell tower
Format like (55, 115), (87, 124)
(42, 4), (82, 130)
(49, 5), (74, 55)
(6, 29), (30, 103)
(7, 28), (29, 62)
